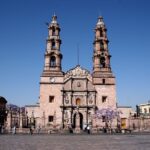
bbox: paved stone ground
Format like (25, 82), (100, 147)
(0, 134), (150, 150)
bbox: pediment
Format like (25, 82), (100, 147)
(64, 65), (92, 82)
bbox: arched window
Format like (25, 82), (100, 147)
(50, 56), (56, 67)
(100, 57), (106, 68)
(76, 98), (81, 106)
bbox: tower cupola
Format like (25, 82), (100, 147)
(92, 16), (115, 85)
(93, 16), (111, 73)
(42, 15), (63, 77)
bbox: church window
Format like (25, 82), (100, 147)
(102, 79), (105, 84)
(76, 98), (81, 106)
(49, 96), (54, 103)
(144, 108), (147, 114)
(102, 96), (107, 103)
(50, 56), (56, 67)
(48, 116), (54, 122)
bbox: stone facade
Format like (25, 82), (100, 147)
(25, 15), (117, 131)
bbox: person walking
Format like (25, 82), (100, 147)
(37, 126), (41, 134)
(30, 126), (33, 135)
(12, 125), (16, 134)
(87, 125), (90, 134)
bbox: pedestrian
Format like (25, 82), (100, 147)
(30, 127), (33, 135)
(37, 126), (41, 134)
(12, 125), (16, 134)
(83, 124), (87, 132)
(87, 125), (90, 134)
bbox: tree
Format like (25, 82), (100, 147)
(95, 107), (122, 131)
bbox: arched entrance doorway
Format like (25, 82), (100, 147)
(73, 112), (83, 129)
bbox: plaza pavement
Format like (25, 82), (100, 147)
(0, 133), (150, 150)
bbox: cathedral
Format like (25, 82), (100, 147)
(25, 15), (117, 131)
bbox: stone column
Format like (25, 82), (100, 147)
(19, 113), (23, 128)
(91, 108), (98, 133)
(6, 111), (12, 133)
(74, 112), (81, 133)
(53, 111), (56, 129)
(140, 117), (144, 131)
(42, 111), (45, 128)
(61, 109), (64, 129)
(18, 113), (23, 133)
(68, 109), (71, 126)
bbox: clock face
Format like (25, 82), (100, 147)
(50, 77), (55, 83)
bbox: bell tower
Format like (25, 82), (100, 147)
(42, 15), (63, 77)
(92, 16), (115, 85)
(39, 15), (64, 127)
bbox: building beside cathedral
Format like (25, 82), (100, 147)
(25, 15), (117, 131)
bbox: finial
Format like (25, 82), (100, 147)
(97, 16), (105, 26)
(51, 13), (57, 24)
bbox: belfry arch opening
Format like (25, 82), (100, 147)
(50, 56), (56, 67)
(52, 28), (56, 36)
(52, 40), (56, 49)
(100, 57), (106, 68)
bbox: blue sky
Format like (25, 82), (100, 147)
(0, 0), (150, 108)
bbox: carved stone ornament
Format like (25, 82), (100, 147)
(64, 94), (69, 104)
(88, 93), (94, 104)
(89, 99), (93, 104)
(64, 66), (92, 81)
(65, 99), (69, 104)
(77, 82), (81, 87)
